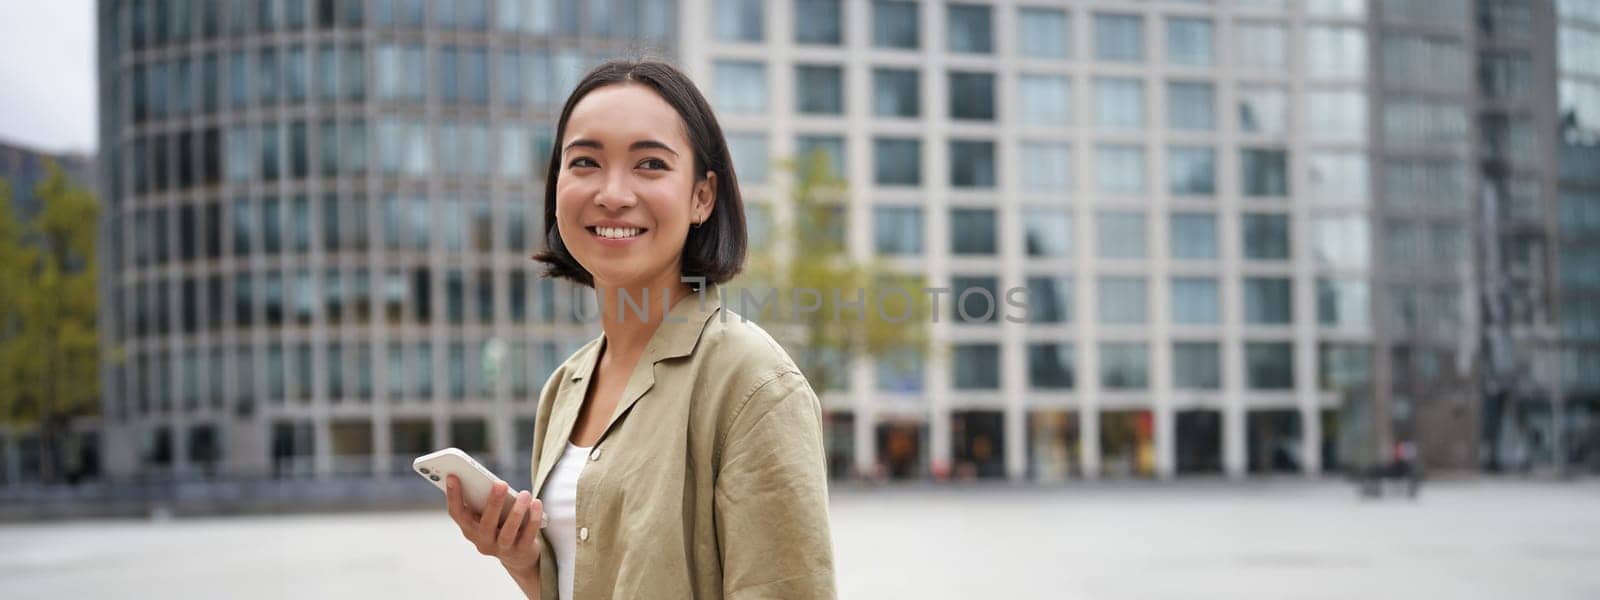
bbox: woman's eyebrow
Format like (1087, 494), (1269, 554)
(562, 138), (679, 156)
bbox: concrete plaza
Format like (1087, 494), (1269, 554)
(0, 479), (1596, 599)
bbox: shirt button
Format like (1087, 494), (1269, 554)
(579, 527), (590, 541)
(590, 448), (602, 461)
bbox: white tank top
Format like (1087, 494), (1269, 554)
(542, 441), (590, 600)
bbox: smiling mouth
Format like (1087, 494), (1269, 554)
(588, 226), (647, 240)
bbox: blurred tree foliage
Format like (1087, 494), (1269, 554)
(0, 164), (100, 484)
(731, 149), (933, 395)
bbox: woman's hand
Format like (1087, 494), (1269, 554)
(444, 475), (545, 574)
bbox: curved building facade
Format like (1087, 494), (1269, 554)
(95, 0), (673, 480)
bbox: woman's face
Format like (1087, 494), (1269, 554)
(554, 83), (715, 289)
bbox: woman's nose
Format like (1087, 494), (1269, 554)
(594, 173), (636, 210)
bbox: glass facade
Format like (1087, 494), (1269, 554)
(101, 0), (666, 479)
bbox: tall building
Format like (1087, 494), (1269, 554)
(682, 0), (1377, 480)
(1366, 0), (1488, 473)
(95, 0), (673, 481)
(1552, 0), (1600, 472)
(93, 0), (1597, 487)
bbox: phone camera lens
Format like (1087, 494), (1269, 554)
(430, 474), (440, 481)
(419, 467), (431, 474)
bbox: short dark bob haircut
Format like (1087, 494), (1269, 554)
(532, 58), (747, 288)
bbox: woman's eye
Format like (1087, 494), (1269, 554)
(568, 157), (598, 168)
(638, 158), (669, 170)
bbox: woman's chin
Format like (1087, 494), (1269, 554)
(588, 269), (660, 290)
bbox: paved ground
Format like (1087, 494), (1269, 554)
(0, 479), (1597, 599)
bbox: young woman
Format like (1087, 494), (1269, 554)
(441, 58), (837, 599)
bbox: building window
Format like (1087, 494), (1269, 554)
(1171, 212), (1217, 260)
(949, 140), (996, 188)
(1094, 13), (1143, 61)
(1094, 77), (1144, 129)
(1382, 34), (1471, 92)
(796, 65), (844, 115)
(1307, 152), (1368, 205)
(797, 135), (846, 178)
(1242, 213), (1290, 260)
(716, 0), (764, 41)
(1022, 207), (1071, 257)
(874, 138), (921, 186)
(873, 68), (920, 118)
(1172, 277), (1220, 324)
(1100, 342), (1148, 389)
(1317, 278), (1370, 329)
(1169, 146), (1216, 196)
(1018, 74), (1070, 126)
(876, 347), (924, 392)
(1097, 211), (1146, 259)
(1242, 148), (1289, 197)
(1319, 343), (1371, 390)
(950, 208), (997, 255)
(1021, 142), (1071, 192)
(873, 0), (919, 49)
(1307, 26), (1366, 79)
(1312, 215), (1369, 268)
(1026, 276), (1071, 323)
(795, 0), (842, 45)
(1168, 81), (1215, 130)
(949, 71), (996, 120)
(1166, 17), (1213, 66)
(1017, 7), (1068, 58)
(727, 133), (768, 184)
(874, 206), (923, 255)
(952, 276), (1000, 324)
(1098, 277), (1147, 324)
(1173, 342), (1221, 389)
(947, 3), (993, 54)
(1095, 145), (1146, 195)
(1246, 342), (1294, 389)
(1235, 22), (1287, 71)
(1244, 277), (1292, 325)
(715, 61), (766, 114)
(1028, 344), (1075, 389)
(1238, 85), (1288, 135)
(953, 344), (1000, 389)
(1382, 98), (1469, 147)
(1307, 91), (1366, 143)
(1383, 159), (1468, 212)
(1482, 50), (1532, 99)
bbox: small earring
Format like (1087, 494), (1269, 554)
(692, 218), (703, 229)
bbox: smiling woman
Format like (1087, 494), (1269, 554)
(533, 61), (747, 291)
(437, 58), (836, 600)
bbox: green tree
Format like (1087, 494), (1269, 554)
(0, 164), (101, 483)
(731, 150), (933, 396)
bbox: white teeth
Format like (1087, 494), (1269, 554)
(595, 227), (642, 239)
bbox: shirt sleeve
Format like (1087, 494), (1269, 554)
(714, 370), (838, 600)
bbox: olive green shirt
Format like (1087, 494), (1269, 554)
(529, 286), (837, 599)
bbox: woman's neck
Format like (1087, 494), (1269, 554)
(592, 273), (697, 359)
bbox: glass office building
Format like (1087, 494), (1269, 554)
(1554, 0), (1600, 472)
(679, 0), (1376, 480)
(95, 0), (673, 480)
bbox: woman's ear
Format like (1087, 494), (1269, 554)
(693, 171), (717, 223)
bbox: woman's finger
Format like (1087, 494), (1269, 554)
(477, 480), (510, 538)
(497, 491), (530, 550)
(523, 498), (545, 548)
(444, 475), (467, 524)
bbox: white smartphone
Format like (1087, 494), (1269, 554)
(413, 448), (536, 529)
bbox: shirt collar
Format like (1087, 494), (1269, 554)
(569, 284), (723, 382)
